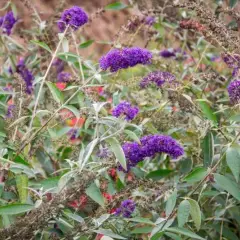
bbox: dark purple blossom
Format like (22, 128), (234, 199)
(222, 53), (240, 78)
(6, 104), (15, 118)
(140, 71), (176, 88)
(0, 11), (17, 35)
(58, 6), (88, 32)
(53, 59), (65, 74)
(57, 72), (71, 82)
(120, 134), (184, 171)
(160, 48), (187, 60)
(145, 16), (155, 26)
(99, 47), (152, 72)
(115, 199), (136, 218)
(97, 148), (110, 159)
(112, 101), (139, 121)
(227, 79), (240, 104)
(67, 128), (78, 140)
(16, 59), (34, 94)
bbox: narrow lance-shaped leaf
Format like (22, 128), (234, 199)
(166, 227), (205, 240)
(16, 174), (28, 203)
(202, 132), (214, 168)
(226, 144), (240, 182)
(30, 40), (52, 53)
(106, 137), (127, 171)
(105, 2), (128, 10)
(46, 81), (64, 104)
(166, 190), (177, 216)
(177, 199), (190, 227)
(86, 182), (105, 207)
(0, 204), (34, 215)
(214, 174), (240, 201)
(188, 198), (201, 231)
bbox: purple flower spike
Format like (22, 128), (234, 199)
(115, 199), (136, 218)
(99, 47), (152, 72)
(58, 6), (88, 32)
(120, 134), (184, 171)
(57, 72), (71, 82)
(53, 59), (65, 74)
(6, 104), (15, 118)
(145, 16), (155, 26)
(160, 48), (187, 60)
(112, 101), (139, 121)
(228, 79), (240, 104)
(222, 53), (240, 78)
(140, 71), (176, 88)
(16, 59), (34, 94)
(0, 11), (17, 35)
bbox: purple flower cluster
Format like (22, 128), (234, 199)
(112, 101), (139, 121)
(58, 6), (88, 32)
(6, 104), (15, 118)
(145, 16), (155, 26)
(99, 47), (152, 72)
(160, 48), (187, 60)
(222, 53), (240, 78)
(67, 128), (78, 140)
(115, 199), (136, 218)
(53, 59), (65, 74)
(140, 71), (176, 88)
(227, 79), (240, 104)
(122, 134), (184, 171)
(16, 59), (34, 94)
(0, 11), (17, 35)
(57, 72), (71, 82)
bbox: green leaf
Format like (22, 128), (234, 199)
(226, 144), (240, 182)
(46, 81), (64, 103)
(105, 2), (128, 10)
(131, 226), (153, 234)
(128, 217), (155, 225)
(177, 199), (190, 227)
(64, 211), (84, 223)
(166, 190), (177, 216)
(16, 175), (28, 203)
(124, 129), (140, 143)
(214, 174), (240, 201)
(146, 169), (173, 181)
(166, 227), (204, 240)
(106, 137), (127, 170)
(164, 232), (182, 240)
(79, 40), (94, 48)
(230, 0), (237, 8)
(94, 229), (126, 239)
(30, 40), (52, 53)
(183, 167), (207, 183)
(0, 204), (34, 215)
(86, 183), (105, 207)
(202, 132), (214, 168)
(198, 100), (217, 124)
(188, 199), (201, 231)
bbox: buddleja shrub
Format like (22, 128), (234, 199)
(0, 0), (240, 239)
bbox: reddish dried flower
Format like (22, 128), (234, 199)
(180, 19), (205, 32)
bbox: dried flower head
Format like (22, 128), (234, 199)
(115, 199), (136, 218)
(112, 101), (139, 121)
(57, 72), (71, 82)
(58, 6), (88, 32)
(99, 47), (152, 72)
(140, 71), (176, 88)
(228, 79), (240, 104)
(0, 11), (17, 35)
